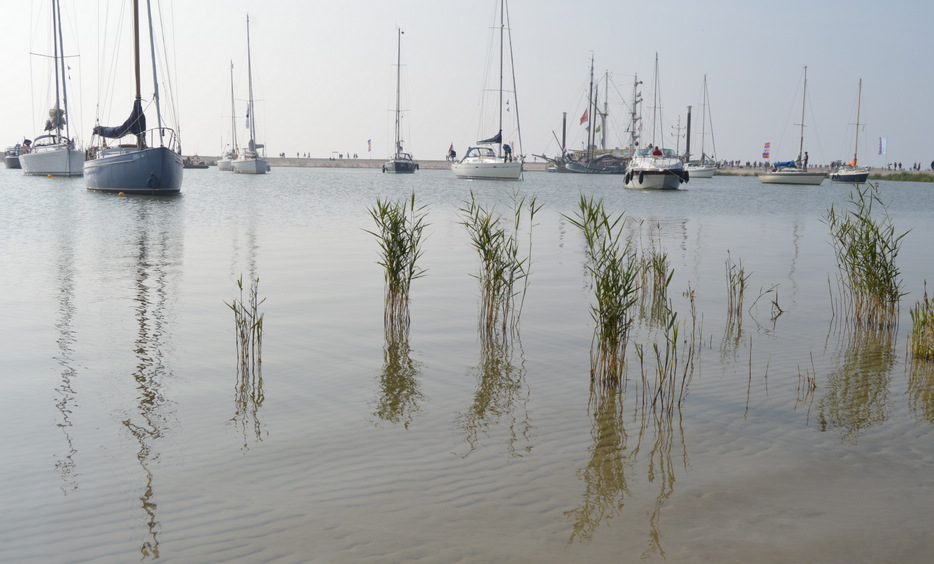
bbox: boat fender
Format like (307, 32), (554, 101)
(147, 173), (160, 189)
(638, 171), (644, 184)
(625, 171), (631, 184)
(382, 166), (386, 173)
(683, 170), (689, 183)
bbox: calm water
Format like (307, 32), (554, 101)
(2, 167), (933, 562)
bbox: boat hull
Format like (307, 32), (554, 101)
(20, 145), (85, 176)
(684, 164), (715, 178)
(624, 169), (684, 190)
(383, 158), (417, 173)
(217, 159), (233, 171)
(624, 155), (688, 190)
(564, 161), (626, 174)
(232, 157), (269, 174)
(4, 155), (22, 169)
(85, 146), (183, 194)
(757, 170), (825, 185)
(830, 168), (870, 183)
(452, 159), (522, 180)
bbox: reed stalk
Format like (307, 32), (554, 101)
(565, 195), (639, 383)
(460, 190), (540, 339)
(725, 251), (750, 322)
(909, 282), (934, 360)
(225, 275), (265, 374)
(366, 192), (429, 336)
(824, 182), (907, 329)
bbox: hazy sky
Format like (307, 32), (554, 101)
(2, 0), (932, 167)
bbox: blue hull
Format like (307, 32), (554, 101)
(85, 146), (183, 194)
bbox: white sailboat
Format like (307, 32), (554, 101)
(452, 0), (523, 181)
(383, 28), (417, 174)
(84, 0), (183, 194)
(217, 61), (238, 172)
(830, 79), (871, 183)
(20, 0), (84, 177)
(624, 54), (688, 190)
(232, 15), (269, 175)
(684, 75), (716, 179)
(758, 66), (825, 186)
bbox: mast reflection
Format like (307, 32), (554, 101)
(53, 221), (79, 493)
(121, 202), (181, 559)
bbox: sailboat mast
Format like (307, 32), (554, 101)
(229, 61), (237, 152)
(51, 0), (67, 140)
(630, 73), (641, 150)
(798, 65), (807, 163)
(854, 78), (862, 165)
(246, 15), (257, 146)
(146, 0), (165, 147)
(586, 54), (594, 158)
(133, 0), (143, 149)
(497, 0), (504, 157)
(602, 71), (608, 151)
(700, 75), (707, 161)
(394, 28), (403, 155)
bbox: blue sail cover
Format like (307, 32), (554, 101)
(93, 99), (146, 139)
(479, 130), (502, 144)
(774, 160), (796, 168)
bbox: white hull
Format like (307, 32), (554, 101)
(624, 153), (687, 190)
(625, 169), (684, 190)
(684, 164), (715, 178)
(20, 144), (85, 176)
(217, 159), (233, 171)
(232, 157), (268, 174)
(758, 170), (825, 185)
(452, 159), (522, 180)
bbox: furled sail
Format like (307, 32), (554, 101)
(93, 100), (146, 139)
(479, 130), (502, 144)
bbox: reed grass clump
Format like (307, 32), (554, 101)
(725, 251), (750, 322)
(366, 192), (429, 335)
(909, 282), (934, 360)
(460, 190), (540, 338)
(824, 182), (907, 328)
(225, 275), (265, 374)
(565, 195), (639, 383)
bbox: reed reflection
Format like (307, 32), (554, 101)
(372, 324), (424, 428)
(120, 203), (181, 560)
(907, 357), (934, 424)
(53, 226), (78, 493)
(567, 385), (688, 557)
(818, 324), (896, 439)
(454, 334), (531, 457)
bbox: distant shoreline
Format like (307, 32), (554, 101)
(189, 157), (931, 180)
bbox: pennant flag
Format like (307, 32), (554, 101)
(448, 143), (453, 152)
(368, 139), (372, 152)
(879, 137), (887, 155)
(580, 109), (588, 125)
(762, 142), (770, 159)
(595, 124), (601, 133)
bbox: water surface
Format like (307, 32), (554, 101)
(1, 167), (932, 562)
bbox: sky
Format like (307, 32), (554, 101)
(2, 0), (933, 168)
